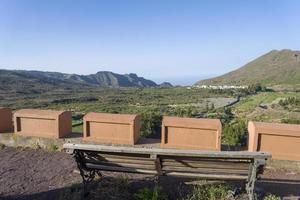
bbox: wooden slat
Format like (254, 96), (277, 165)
(85, 156), (155, 165)
(161, 157), (251, 162)
(166, 172), (248, 180)
(97, 152), (151, 159)
(162, 166), (249, 175)
(84, 160), (156, 170)
(86, 152), (152, 160)
(86, 163), (158, 174)
(162, 161), (250, 170)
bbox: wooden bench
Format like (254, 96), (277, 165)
(64, 143), (271, 200)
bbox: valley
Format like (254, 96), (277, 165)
(1, 85), (299, 147)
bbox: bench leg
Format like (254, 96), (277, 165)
(246, 160), (259, 200)
(73, 150), (102, 199)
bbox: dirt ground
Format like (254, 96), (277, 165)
(0, 147), (300, 200)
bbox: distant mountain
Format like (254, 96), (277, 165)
(196, 49), (300, 86)
(0, 69), (163, 94)
(158, 82), (173, 88)
(66, 71), (158, 87)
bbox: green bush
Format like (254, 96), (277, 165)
(183, 184), (232, 200)
(264, 194), (281, 200)
(140, 111), (163, 138)
(168, 106), (196, 117)
(47, 143), (60, 152)
(279, 96), (300, 107)
(222, 119), (247, 146)
(134, 185), (168, 200)
(279, 96), (300, 111)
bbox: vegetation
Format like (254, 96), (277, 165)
(182, 184), (232, 200)
(234, 92), (300, 114)
(279, 96), (300, 111)
(263, 194), (281, 200)
(222, 119), (247, 146)
(31, 141), (42, 150)
(134, 185), (168, 200)
(47, 143), (60, 152)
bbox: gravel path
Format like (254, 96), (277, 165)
(0, 147), (81, 200)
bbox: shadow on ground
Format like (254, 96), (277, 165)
(258, 179), (300, 198)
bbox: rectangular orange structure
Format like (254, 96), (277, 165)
(0, 107), (13, 132)
(161, 116), (222, 150)
(248, 121), (300, 161)
(83, 112), (141, 145)
(14, 109), (72, 139)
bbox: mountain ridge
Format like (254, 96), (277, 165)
(0, 69), (173, 94)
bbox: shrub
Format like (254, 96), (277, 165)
(169, 106), (196, 117)
(140, 111), (163, 138)
(279, 97), (300, 107)
(183, 184), (232, 200)
(247, 83), (266, 94)
(31, 141), (42, 150)
(264, 194), (280, 200)
(134, 185), (168, 200)
(47, 143), (60, 152)
(279, 96), (300, 111)
(222, 119), (247, 147)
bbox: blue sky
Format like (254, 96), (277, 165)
(0, 0), (299, 85)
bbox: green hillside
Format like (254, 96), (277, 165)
(196, 49), (300, 86)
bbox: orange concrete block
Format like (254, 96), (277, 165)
(161, 116), (222, 150)
(83, 112), (141, 145)
(14, 109), (72, 139)
(248, 121), (300, 161)
(0, 107), (13, 132)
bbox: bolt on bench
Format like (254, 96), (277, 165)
(64, 143), (271, 200)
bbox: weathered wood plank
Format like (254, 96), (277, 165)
(84, 152), (153, 160)
(161, 157), (252, 162)
(84, 156), (156, 165)
(162, 161), (250, 170)
(90, 152), (152, 159)
(85, 160), (156, 170)
(166, 172), (248, 180)
(85, 163), (158, 174)
(162, 166), (249, 174)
